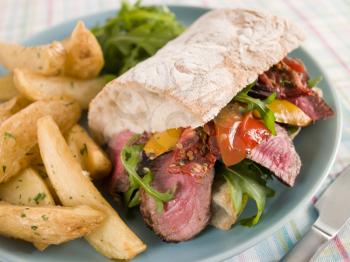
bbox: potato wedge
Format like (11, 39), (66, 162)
(0, 99), (81, 183)
(63, 21), (104, 79)
(27, 145), (61, 204)
(0, 202), (105, 247)
(66, 125), (111, 179)
(0, 74), (18, 101)
(13, 69), (107, 109)
(30, 157), (61, 204)
(0, 41), (66, 75)
(12, 145), (42, 183)
(41, 176), (60, 205)
(0, 167), (55, 250)
(37, 116), (146, 260)
(0, 96), (31, 125)
(0, 168), (54, 206)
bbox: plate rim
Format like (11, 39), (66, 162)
(3, 5), (343, 261)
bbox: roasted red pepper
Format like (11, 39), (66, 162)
(214, 104), (271, 166)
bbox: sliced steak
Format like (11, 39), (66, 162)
(140, 153), (214, 242)
(289, 94), (334, 121)
(253, 57), (312, 99)
(108, 130), (134, 193)
(251, 57), (334, 121)
(247, 125), (301, 186)
(140, 128), (216, 242)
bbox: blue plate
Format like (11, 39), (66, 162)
(0, 6), (342, 262)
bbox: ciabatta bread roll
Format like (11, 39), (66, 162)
(88, 9), (304, 143)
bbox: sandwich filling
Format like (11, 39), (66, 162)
(108, 56), (333, 241)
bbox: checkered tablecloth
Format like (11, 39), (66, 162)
(1, 0), (350, 261)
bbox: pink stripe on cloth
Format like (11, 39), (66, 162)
(47, 0), (53, 26)
(311, 196), (318, 205)
(284, 0), (350, 74)
(334, 236), (350, 261)
(202, 0), (209, 7)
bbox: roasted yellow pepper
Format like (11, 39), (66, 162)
(144, 128), (182, 159)
(267, 99), (312, 127)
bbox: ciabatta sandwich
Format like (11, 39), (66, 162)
(88, 9), (333, 241)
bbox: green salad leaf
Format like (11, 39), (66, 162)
(284, 124), (301, 139)
(307, 76), (323, 88)
(233, 83), (277, 135)
(121, 135), (174, 211)
(92, 0), (185, 75)
(218, 160), (275, 227)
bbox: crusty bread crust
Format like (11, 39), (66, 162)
(88, 8), (305, 143)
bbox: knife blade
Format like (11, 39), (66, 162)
(284, 165), (350, 262)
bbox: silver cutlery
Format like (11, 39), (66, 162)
(284, 166), (350, 261)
